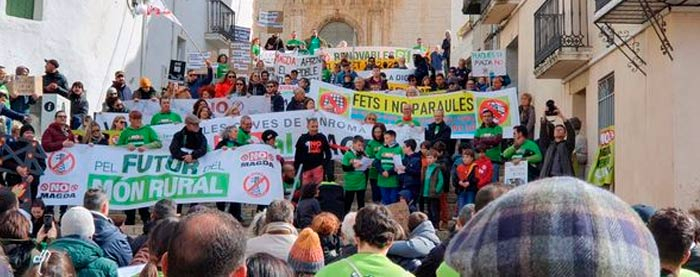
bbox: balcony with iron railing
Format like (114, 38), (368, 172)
(205, 0), (236, 47)
(462, 0), (520, 24)
(533, 0), (592, 79)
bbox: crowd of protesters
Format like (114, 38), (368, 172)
(0, 31), (687, 277)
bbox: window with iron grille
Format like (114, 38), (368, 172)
(6, 0), (34, 19)
(598, 73), (615, 130)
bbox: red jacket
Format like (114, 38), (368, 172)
(41, 122), (75, 152)
(214, 80), (234, 98)
(475, 156), (493, 189)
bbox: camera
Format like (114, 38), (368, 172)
(545, 100), (558, 116)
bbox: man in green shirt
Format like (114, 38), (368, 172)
(374, 130), (403, 204)
(413, 37), (427, 54)
(474, 109), (503, 182)
(503, 125), (543, 181)
(395, 103), (421, 127)
(286, 31), (306, 51)
(117, 110), (162, 151)
(342, 136), (368, 214)
(316, 205), (415, 277)
(308, 29), (322, 55)
(150, 97), (183, 125)
(236, 115), (255, 145)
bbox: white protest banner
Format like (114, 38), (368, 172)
(356, 69), (415, 85)
(152, 110), (424, 160)
(471, 50), (506, 77)
(232, 42), (252, 73)
(122, 97), (271, 124)
(38, 144), (283, 209)
(274, 53), (323, 83)
(323, 47), (415, 66)
(259, 50), (278, 68)
(186, 51), (212, 71)
(504, 161), (528, 186)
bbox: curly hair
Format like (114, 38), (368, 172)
(310, 212), (340, 236)
(649, 208), (696, 265)
(353, 205), (398, 249)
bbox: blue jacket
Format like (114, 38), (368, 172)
(335, 70), (358, 84)
(388, 221), (440, 259)
(400, 152), (422, 191)
(186, 67), (213, 99)
(10, 96), (36, 114)
(90, 212), (133, 267)
(1, 102), (26, 122)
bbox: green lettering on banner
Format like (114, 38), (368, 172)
(88, 173), (229, 205)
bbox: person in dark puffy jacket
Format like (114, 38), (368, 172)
(400, 139), (422, 198)
(83, 188), (133, 267)
(295, 184), (320, 229)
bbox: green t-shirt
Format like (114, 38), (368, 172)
(322, 68), (331, 82)
(375, 143), (403, 188)
(216, 63), (230, 80)
(316, 253), (414, 277)
(286, 39), (306, 49)
(150, 112), (183, 126)
(116, 126), (162, 148)
(394, 118), (421, 127)
(309, 36), (321, 55)
(413, 45), (427, 53)
(475, 124), (503, 162)
(503, 139), (543, 165)
(236, 128), (252, 145)
(251, 44), (260, 57)
(365, 139), (383, 180)
(342, 150), (367, 191)
(436, 261), (460, 277)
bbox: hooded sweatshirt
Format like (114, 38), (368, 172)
(294, 132), (331, 173)
(49, 236), (119, 277)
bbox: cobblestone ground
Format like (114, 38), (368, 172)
(110, 162), (458, 240)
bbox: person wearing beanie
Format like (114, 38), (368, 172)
(287, 228), (324, 275)
(48, 207), (118, 277)
(444, 177), (660, 276)
(132, 77), (159, 100)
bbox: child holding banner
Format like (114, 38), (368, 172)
(373, 130), (403, 205)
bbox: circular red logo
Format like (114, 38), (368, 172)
(320, 92), (348, 114)
(47, 151), (76, 176)
(479, 99), (510, 125)
(243, 173), (270, 198)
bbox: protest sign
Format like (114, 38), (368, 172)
(504, 161), (528, 186)
(471, 50), (506, 77)
(258, 11), (283, 32)
(186, 51), (213, 73)
(120, 97), (271, 124)
(309, 80), (519, 138)
(152, 110), (424, 160)
(324, 47), (415, 65)
(274, 53), (324, 83)
(7, 76), (42, 96)
(232, 42), (252, 73)
(233, 25), (251, 42)
(588, 126), (615, 187)
(278, 84), (299, 108)
(168, 60), (186, 82)
(357, 69), (414, 85)
(38, 144), (283, 209)
(259, 50), (278, 68)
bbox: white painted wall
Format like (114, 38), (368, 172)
(1, 0), (255, 114)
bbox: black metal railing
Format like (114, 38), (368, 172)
(595, 0), (612, 11)
(207, 0), (236, 42)
(534, 0), (590, 67)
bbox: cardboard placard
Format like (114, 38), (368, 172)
(7, 76), (42, 96)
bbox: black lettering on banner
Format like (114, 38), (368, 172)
(372, 97), (381, 110)
(466, 96), (475, 111)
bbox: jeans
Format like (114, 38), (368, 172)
(456, 190), (476, 215)
(492, 163), (501, 183)
(344, 190), (366, 214)
(380, 187), (399, 205)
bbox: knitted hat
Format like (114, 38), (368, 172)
(61, 207), (96, 239)
(287, 228), (324, 274)
(445, 177), (660, 276)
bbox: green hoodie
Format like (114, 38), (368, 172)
(236, 127), (252, 145)
(116, 125), (162, 149)
(49, 237), (118, 277)
(150, 112), (182, 126)
(365, 139), (383, 180)
(375, 142), (403, 188)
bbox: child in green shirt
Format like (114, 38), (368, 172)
(342, 136), (367, 214)
(422, 149), (443, 229)
(373, 130), (403, 204)
(365, 123), (386, 203)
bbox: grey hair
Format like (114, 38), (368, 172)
(221, 125), (238, 140)
(266, 200), (294, 224)
(83, 188), (108, 212)
(341, 212), (357, 245)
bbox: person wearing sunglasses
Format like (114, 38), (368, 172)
(265, 80), (285, 112)
(185, 59), (212, 99)
(215, 70), (237, 98)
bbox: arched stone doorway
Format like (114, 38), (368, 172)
(319, 21), (357, 47)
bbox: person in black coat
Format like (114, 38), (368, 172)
(42, 59), (70, 97)
(286, 88), (309, 111)
(295, 183), (320, 229)
(68, 81), (89, 129)
(424, 109), (453, 155)
(1, 125), (46, 204)
(265, 80), (285, 112)
(169, 115), (208, 163)
(538, 109), (576, 178)
(264, 34), (285, 51)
